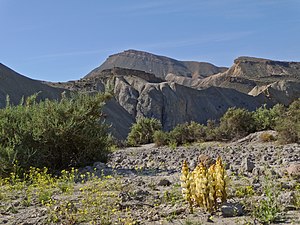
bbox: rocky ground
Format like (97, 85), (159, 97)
(1, 131), (300, 225)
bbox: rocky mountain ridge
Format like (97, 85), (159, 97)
(85, 49), (228, 79)
(52, 67), (271, 139)
(1, 50), (300, 139)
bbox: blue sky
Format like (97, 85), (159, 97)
(1, 0), (300, 82)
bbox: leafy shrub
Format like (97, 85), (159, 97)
(204, 119), (218, 141)
(168, 123), (190, 145)
(275, 98), (300, 144)
(153, 130), (169, 147)
(168, 122), (207, 145)
(187, 121), (207, 142)
(253, 104), (284, 131)
(217, 107), (255, 140)
(127, 117), (162, 146)
(0, 93), (112, 177)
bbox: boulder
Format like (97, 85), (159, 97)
(241, 157), (255, 173)
(221, 202), (244, 217)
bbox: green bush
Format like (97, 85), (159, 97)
(168, 121), (207, 145)
(153, 130), (169, 147)
(127, 117), (162, 146)
(204, 119), (218, 141)
(217, 107), (255, 140)
(169, 123), (190, 145)
(0, 93), (112, 177)
(253, 104), (284, 131)
(276, 98), (300, 144)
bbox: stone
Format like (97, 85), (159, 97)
(241, 157), (255, 173)
(286, 163), (300, 178)
(133, 189), (150, 201)
(221, 202), (244, 217)
(252, 166), (262, 176)
(157, 178), (171, 186)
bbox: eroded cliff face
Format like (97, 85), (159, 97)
(227, 56), (300, 79)
(53, 68), (271, 139)
(166, 56), (300, 105)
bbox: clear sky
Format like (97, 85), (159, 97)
(1, 0), (300, 82)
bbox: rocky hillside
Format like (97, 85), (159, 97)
(85, 50), (228, 79)
(52, 67), (271, 139)
(0, 63), (65, 107)
(167, 56), (300, 105)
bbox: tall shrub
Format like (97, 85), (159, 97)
(252, 104), (284, 131)
(276, 99), (300, 144)
(0, 93), (112, 176)
(217, 107), (255, 140)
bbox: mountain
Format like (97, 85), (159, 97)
(166, 56), (300, 105)
(0, 63), (65, 107)
(1, 51), (300, 140)
(85, 49), (228, 79)
(54, 67), (272, 138)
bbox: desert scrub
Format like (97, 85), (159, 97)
(127, 117), (162, 146)
(47, 173), (131, 224)
(0, 92), (112, 176)
(180, 157), (228, 213)
(275, 98), (300, 144)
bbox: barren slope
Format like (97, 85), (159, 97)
(85, 50), (227, 80)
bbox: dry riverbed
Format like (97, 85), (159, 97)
(1, 131), (300, 225)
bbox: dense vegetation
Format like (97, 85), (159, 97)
(127, 99), (300, 146)
(0, 93), (112, 177)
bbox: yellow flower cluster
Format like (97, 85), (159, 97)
(180, 156), (227, 213)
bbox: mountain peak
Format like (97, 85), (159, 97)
(86, 50), (227, 79)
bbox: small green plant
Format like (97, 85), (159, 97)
(182, 219), (203, 225)
(161, 186), (183, 206)
(168, 140), (177, 150)
(235, 185), (255, 198)
(253, 176), (283, 224)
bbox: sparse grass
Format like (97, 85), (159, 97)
(161, 185), (183, 206)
